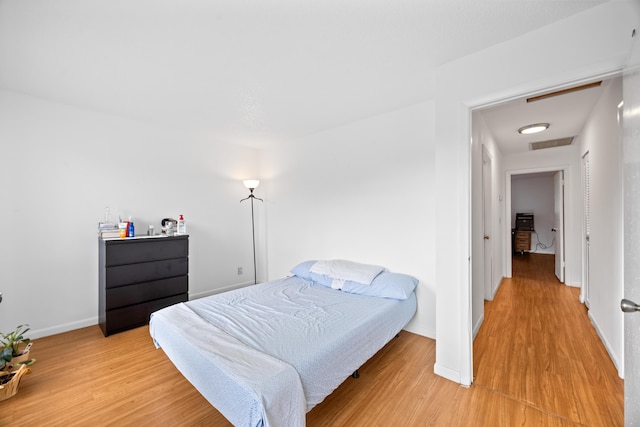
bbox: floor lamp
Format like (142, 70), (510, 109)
(240, 179), (263, 284)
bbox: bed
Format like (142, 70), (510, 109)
(149, 260), (418, 427)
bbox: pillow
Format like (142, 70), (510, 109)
(342, 272), (418, 300)
(290, 260), (333, 285)
(309, 259), (385, 285)
(290, 260), (418, 300)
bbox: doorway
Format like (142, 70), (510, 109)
(471, 74), (626, 406)
(504, 166), (569, 281)
(507, 170), (564, 280)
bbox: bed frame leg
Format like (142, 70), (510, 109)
(352, 370), (360, 379)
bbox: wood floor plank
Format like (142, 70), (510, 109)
(473, 253), (624, 427)
(0, 254), (623, 425)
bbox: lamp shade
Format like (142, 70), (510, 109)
(243, 179), (260, 190)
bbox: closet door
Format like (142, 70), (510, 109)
(553, 171), (565, 283)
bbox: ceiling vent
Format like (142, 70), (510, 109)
(529, 137), (574, 151)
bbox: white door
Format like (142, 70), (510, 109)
(482, 147), (493, 299)
(622, 27), (640, 426)
(582, 152), (591, 307)
(553, 171), (565, 283)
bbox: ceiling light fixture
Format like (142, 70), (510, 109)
(518, 123), (549, 135)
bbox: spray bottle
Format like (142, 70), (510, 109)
(177, 214), (186, 235)
(128, 216), (135, 237)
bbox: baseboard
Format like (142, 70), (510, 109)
(404, 322), (435, 339)
(30, 316), (98, 340)
(29, 281), (256, 340)
(587, 310), (623, 378)
(434, 362), (461, 384)
(530, 249), (554, 255)
(473, 313), (484, 340)
(489, 277), (505, 301)
(189, 281), (254, 299)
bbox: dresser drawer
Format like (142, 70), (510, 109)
(514, 231), (531, 251)
(105, 237), (188, 266)
(104, 294), (187, 335)
(106, 276), (188, 310)
(106, 258), (188, 288)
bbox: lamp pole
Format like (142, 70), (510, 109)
(240, 182), (262, 284)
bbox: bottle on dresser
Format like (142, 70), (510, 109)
(177, 214), (186, 235)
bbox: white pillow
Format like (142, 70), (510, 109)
(309, 259), (384, 285)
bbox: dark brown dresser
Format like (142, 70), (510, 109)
(98, 235), (189, 336)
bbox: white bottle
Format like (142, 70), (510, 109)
(177, 214), (186, 235)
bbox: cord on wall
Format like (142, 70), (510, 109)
(531, 231), (555, 253)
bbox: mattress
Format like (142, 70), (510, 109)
(150, 276), (417, 426)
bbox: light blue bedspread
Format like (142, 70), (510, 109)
(150, 276), (416, 426)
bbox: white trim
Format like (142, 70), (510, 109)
(27, 280), (257, 340)
(581, 150), (591, 307)
(616, 99), (625, 381)
(588, 310), (623, 379)
(190, 280), (254, 299)
(463, 104), (473, 387)
(491, 277), (505, 300)
(465, 69), (622, 113)
(473, 312), (484, 340)
(434, 362), (462, 384)
(29, 317), (98, 340)
(482, 145), (494, 300)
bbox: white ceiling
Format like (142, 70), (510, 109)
(0, 0), (607, 148)
(477, 79), (610, 155)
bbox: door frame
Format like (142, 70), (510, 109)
(581, 150), (591, 307)
(460, 70), (622, 387)
(622, 27), (640, 420)
(482, 145), (493, 300)
(504, 165), (571, 279)
(554, 170), (566, 283)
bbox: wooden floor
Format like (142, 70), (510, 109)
(473, 253), (624, 426)
(0, 254), (623, 426)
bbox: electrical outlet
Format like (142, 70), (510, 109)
(237, 267), (243, 275)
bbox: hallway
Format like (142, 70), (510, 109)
(473, 253), (624, 426)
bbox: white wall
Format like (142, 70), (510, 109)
(511, 174), (555, 254)
(577, 77), (624, 375)
(260, 101), (436, 338)
(434, 1), (637, 385)
(0, 90), (260, 338)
